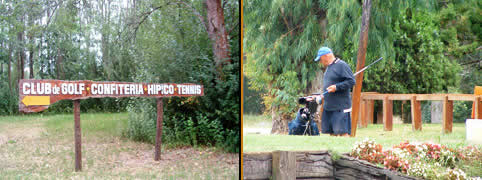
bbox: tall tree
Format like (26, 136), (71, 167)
(244, 0), (324, 133)
(28, 13), (35, 79)
(8, 43), (12, 94)
(17, 15), (25, 83)
(205, 0), (231, 68)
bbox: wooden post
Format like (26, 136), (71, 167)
(367, 100), (374, 124)
(411, 96), (422, 131)
(383, 96), (393, 131)
(443, 96), (453, 134)
(351, 0), (372, 137)
(475, 96), (482, 119)
(73, 100), (82, 171)
(272, 151), (296, 180)
(360, 100), (367, 128)
(155, 98), (164, 161)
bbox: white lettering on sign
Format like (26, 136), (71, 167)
(61, 83), (83, 95)
(147, 84), (174, 95)
(177, 85), (202, 95)
(91, 83), (145, 95)
(23, 83), (53, 95)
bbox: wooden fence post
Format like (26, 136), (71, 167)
(443, 96), (453, 134)
(360, 100), (367, 128)
(367, 100), (374, 124)
(73, 100), (82, 171)
(155, 98), (164, 161)
(411, 96), (422, 131)
(272, 151), (296, 180)
(383, 96), (393, 131)
(475, 96), (482, 119)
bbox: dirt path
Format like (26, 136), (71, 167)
(0, 118), (239, 179)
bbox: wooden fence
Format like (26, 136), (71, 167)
(358, 93), (482, 133)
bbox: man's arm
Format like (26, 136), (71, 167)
(334, 63), (355, 91)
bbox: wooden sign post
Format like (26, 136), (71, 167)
(19, 79), (204, 171)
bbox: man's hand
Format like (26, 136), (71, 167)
(327, 85), (336, 93)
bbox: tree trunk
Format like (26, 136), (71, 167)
(271, 104), (285, 134)
(8, 44), (12, 94)
(57, 49), (64, 79)
(28, 18), (35, 79)
(205, 0), (231, 69)
(17, 30), (25, 83)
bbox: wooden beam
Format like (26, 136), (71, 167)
(272, 151), (296, 180)
(367, 100), (374, 124)
(383, 96), (393, 131)
(351, 0), (372, 137)
(411, 96), (422, 131)
(443, 96), (453, 134)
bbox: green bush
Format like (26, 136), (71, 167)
(0, 81), (17, 115)
(453, 101), (471, 123)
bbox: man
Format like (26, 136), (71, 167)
(314, 47), (355, 137)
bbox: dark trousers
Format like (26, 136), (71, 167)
(321, 110), (351, 135)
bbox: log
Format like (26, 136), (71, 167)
(243, 152), (272, 180)
(335, 155), (417, 180)
(272, 151), (296, 180)
(295, 151), (333, 179)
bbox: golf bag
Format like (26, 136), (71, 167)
(288, 96), (320, 135)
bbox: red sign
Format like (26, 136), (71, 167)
(19, 79), (204, 112)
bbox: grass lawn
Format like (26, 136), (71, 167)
(0, 113), (238, 179)
(243, 114), (473, 154)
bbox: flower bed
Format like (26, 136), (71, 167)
(350, 139), (482, 180)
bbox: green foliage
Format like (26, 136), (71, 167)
(243, 75), (265, 114)
(453, 101), (471, 123)
(390, 9), (460, 93)
(244, 0), (323, 115)
(422, 101), (432, 123)
(0, 81), (17, 115)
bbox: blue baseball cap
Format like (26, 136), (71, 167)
(314, 47), (332, 62)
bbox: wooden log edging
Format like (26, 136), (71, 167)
(335, 154), (417, 180)
(243, 151), (417, 180)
